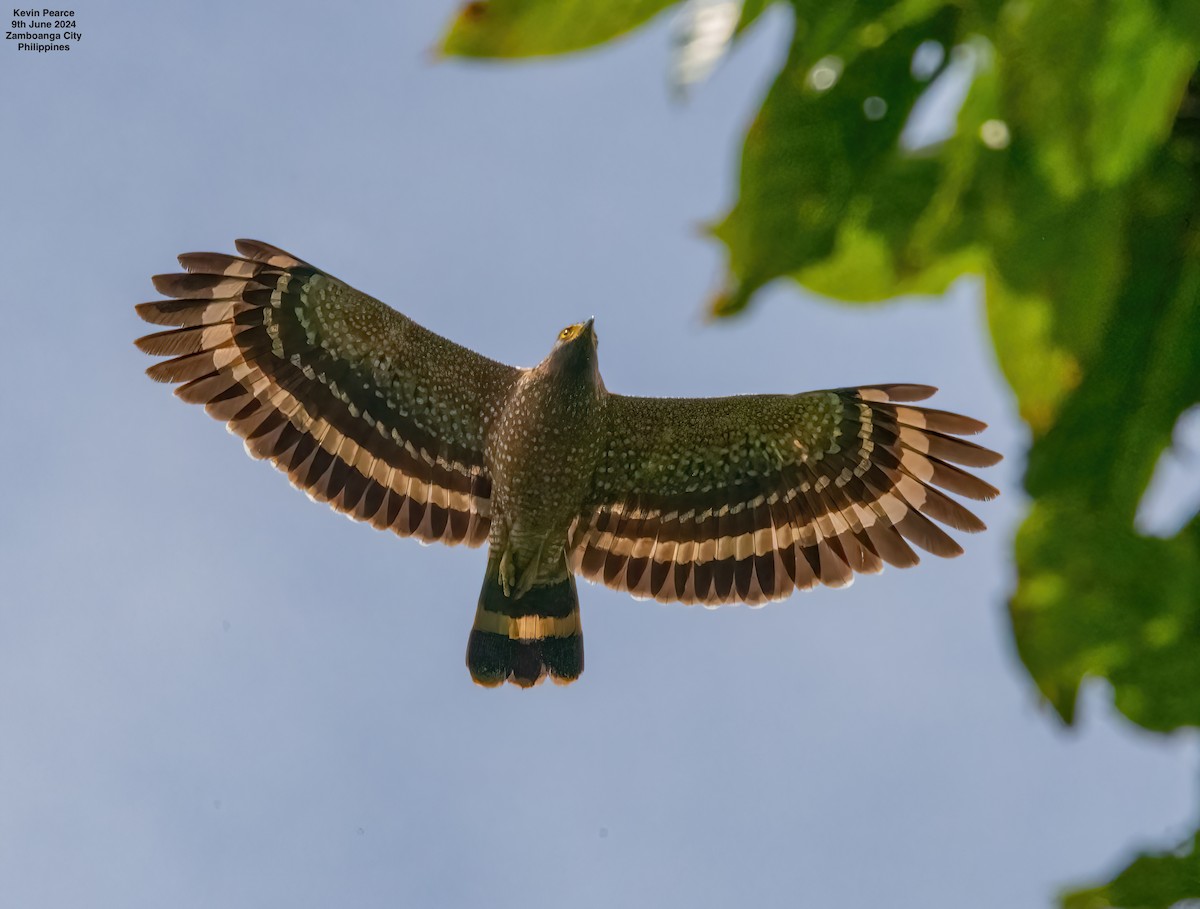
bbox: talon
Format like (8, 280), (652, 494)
(514, 540), (546, 599)
(499, 551), (516, 597)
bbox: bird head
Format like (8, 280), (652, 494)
(543, 317), (600, 381)
(553, 317), (596, 348)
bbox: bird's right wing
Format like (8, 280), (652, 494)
(570, 385), (1001, 605)
(135, 240), (520, 546)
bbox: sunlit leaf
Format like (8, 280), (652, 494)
(982, 178), (1127, 433)
(441, 0), (680, 57)
(997, 0), (1200, 198)
(1062, 832), (1200, 909)
(1006, 135), (1200, 731)
(734, 0), (772, 36)
(710, 5), (964, 314)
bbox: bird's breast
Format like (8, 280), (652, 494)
(486, 375), (604, 546)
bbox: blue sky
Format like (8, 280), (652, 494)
(1, 1), (1195, 906)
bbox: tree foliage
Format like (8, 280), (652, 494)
(1062, 832), (1200, 909)
(439, 0), (1200, 903)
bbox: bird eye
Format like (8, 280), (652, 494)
(559, 327), (572, 340)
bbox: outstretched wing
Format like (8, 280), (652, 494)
(135, 240), (520, 546)
(569, 384), (1000, 605)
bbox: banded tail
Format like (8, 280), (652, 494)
(466, 562), (584, 687)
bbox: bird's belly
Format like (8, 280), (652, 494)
(491, 452), (593, 593)
(487, 374), (602, 583)
(496, 442), (594, 546)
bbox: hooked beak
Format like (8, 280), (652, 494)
(581, 317), (595, 341)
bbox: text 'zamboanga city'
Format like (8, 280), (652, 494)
(7, 8), (80, 52)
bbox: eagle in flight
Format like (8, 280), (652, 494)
(135, 240), (1000, 688)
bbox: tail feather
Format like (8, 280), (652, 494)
(467, 567), (584, 688)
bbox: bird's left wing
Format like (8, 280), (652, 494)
(135, 240), (520, 546)
(569, 385), (1000, 605)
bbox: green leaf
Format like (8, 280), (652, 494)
(710, 3), (967, 314)
(1010, 505), (1200, 727)
(983, 179), (1127, 433)
(1061, 832), (1200, 909)
(735, 0), (772, 37)
(440, 0), (680, 58)
(1005, 136), (1200, 730)
(996, 0), (1200, 199)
